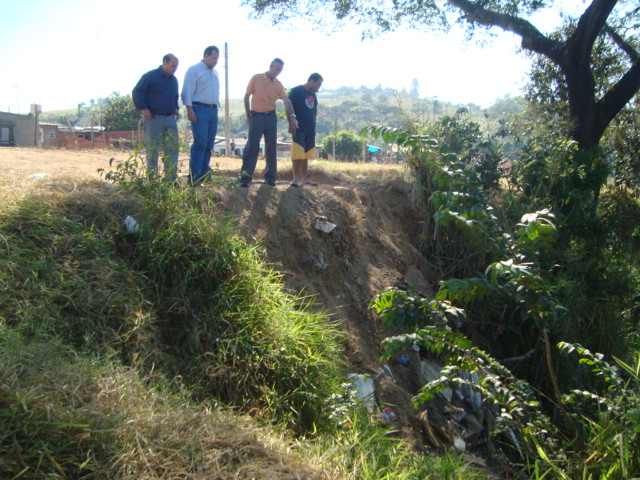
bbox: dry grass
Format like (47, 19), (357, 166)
(0, 147), (408, 207)
(95, 373), (329, 479)
(0, 336), (331, 479)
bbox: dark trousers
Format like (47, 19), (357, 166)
(240, 112), (277, 184)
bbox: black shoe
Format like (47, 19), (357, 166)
(239, 182), (249, 188)
(264, 180), (276, 186)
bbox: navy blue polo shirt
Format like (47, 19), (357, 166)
(289, 85), (317, 135)
(132, 67), (179, 115)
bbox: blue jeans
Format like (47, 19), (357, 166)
(240, 111), (277, 184)
(144, 114), (178, 182)
(190, 104), (218, 182)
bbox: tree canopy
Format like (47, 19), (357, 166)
(244, 0), (639, 151)
(322, 130), (365, 160)
(101, 92), (141, 132)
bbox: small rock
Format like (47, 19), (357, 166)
(314, 252), (328, 270)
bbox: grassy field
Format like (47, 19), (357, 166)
(0, 147), (489, 479)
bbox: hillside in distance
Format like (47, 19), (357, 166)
(38, 87), (526, 145)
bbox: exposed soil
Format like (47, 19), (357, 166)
(211, 164), (437, 446)
(0, 148), (487, 463)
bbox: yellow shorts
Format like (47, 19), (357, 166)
(291, 141), (316, 160)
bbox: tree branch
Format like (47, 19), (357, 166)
(596, 57), (640, 134)
(570, 0), (618, 58)
(500, 349), (536, 364)
(447, 0), (562, 61)
(605, 24), (639, 62)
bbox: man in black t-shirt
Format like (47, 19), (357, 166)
(287, 73), (323, 186)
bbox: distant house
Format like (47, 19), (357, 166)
(0, 111), (37, 146)
(39, 123), (60, 148)
(0, 107), (144, 149)
(0, 110), (293, 156)
(57, 126), (142, 149)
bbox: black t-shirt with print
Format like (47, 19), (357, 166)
(289, 85), (317, 135)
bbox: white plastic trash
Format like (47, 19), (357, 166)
(375, 364), (397, 383)
(453, 437), (467, 451)
(348, 373), (376, 412)
(314, 221), (337, 233)
(123, 215), (140, 233)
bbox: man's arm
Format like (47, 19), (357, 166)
(244, 93), (252, 126)
(174, 79), (180, 119)
(132, 72), (152, 120)
(314, 95), (318, 125)
(284, 96), (298, 131)
(181, 67), (197, 123)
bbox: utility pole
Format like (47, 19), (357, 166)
(31, 104), (41, 146)
(333, 116), (337, 161)
(90, 114), (95, 149)
(224, 42), (231, 156)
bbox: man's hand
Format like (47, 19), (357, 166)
(141, 109), (152, 120)
(288, 116), (298, 133)
(187, 107), (197, 123)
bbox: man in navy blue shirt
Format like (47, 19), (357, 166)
(133, 54), (180, 183)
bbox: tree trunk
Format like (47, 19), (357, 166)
(561, 45), (600, 150)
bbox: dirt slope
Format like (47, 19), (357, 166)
(0, 147), (436, 446)
(212, 168), (439, 443)
(213, 171), (433, 365)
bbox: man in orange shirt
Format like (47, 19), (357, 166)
(239, 58), (297, 187)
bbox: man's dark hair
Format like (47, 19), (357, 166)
(271, 58), (284, 67)
(163, 53), (176, 63)
(204, 46), (220, 56)
(308, 73), (323, 82)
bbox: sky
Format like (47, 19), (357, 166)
(0, 0), (544, 114)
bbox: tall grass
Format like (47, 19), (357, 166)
(310, 409), (489, 480)
(0, 157), (488, 478)
(0, 195), (158, 359)
(117, 182), (346, 431)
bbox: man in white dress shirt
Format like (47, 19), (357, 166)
(181, 46), (220, 184)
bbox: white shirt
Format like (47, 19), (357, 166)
(181, 61), (220, 106)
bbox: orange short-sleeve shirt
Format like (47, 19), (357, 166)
(246, 73), (286, 112)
